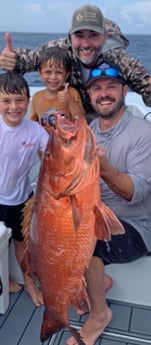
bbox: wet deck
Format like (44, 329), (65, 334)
(0, 288), (151, 345)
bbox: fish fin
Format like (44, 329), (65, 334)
(40, 310), (65, 342)
(21, 194), (34, 248)
(70, 277), (90, 314)
(21, 194), (34, 274)
(41, 311), (85, 344)
(94, 203), (125, 241)
(68, 325), (86, 345)
(70, 195), (82, 230)
(21, 252), (33, 277)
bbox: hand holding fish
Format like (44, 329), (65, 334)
(96, 144), (110, 175)
(97, 144), (134, 201)
(96, 145), (106, 161)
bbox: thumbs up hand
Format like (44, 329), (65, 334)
(57, 83), (70, 104)
(5, 32), (14, 52)
(0, 33), (16, 71)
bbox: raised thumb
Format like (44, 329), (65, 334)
(5, 32), (14, 52)
(64, 82), (69, 90)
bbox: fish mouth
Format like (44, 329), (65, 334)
(54, 113), (84, 142)
(52, 113), (96, 161)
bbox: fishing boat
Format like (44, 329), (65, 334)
(0, 88), (151, 345)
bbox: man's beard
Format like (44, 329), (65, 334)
(73, 47), (102, 66)
(95, 96), (125, 120)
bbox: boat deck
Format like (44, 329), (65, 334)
(0, 288), (151, 345)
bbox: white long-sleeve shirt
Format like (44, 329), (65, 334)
(0, 115), (49, 205)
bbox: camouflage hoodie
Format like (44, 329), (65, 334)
(14, 18), (151, 115)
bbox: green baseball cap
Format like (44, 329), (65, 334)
(70, 5), (105, 35)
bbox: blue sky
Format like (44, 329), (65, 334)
(0, 0), (151, 34)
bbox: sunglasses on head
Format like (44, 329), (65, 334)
(89, 67), (123, 79)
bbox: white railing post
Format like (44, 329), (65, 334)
(0, 222), (12, 314)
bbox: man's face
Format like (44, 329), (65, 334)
(88, 78), (128, 120)
(71, 30), (107, 66)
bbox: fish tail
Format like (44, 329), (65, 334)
(68, 325), (86, 345)
(40, 310), (65, 342)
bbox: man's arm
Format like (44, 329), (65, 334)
(0, 33), (68, 74)
(104, 48), (151, 107)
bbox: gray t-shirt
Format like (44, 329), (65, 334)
(90, 108), (151, 250)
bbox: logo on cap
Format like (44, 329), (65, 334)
(76, 14), (83, 22)
(99, 63), (110, 69)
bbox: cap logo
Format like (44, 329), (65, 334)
(76, 11), (98, 23)
(99, 63), (110, 69)
(76, 14), (84, 22)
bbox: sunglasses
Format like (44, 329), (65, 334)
(89, 67), (123, 80)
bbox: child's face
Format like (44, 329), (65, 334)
(0, 91), (29, 127)
(39, 60), (69, 92)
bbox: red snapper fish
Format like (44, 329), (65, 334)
(27, 113), (124, 344)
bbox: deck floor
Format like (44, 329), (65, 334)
(0, 288), (151, 345)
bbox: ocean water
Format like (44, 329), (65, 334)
(0, 32), (151, 86)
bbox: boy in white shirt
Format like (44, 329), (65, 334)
(0, 71), (49, 306)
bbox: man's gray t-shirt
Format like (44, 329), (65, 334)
(90, 109), (151, 250)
